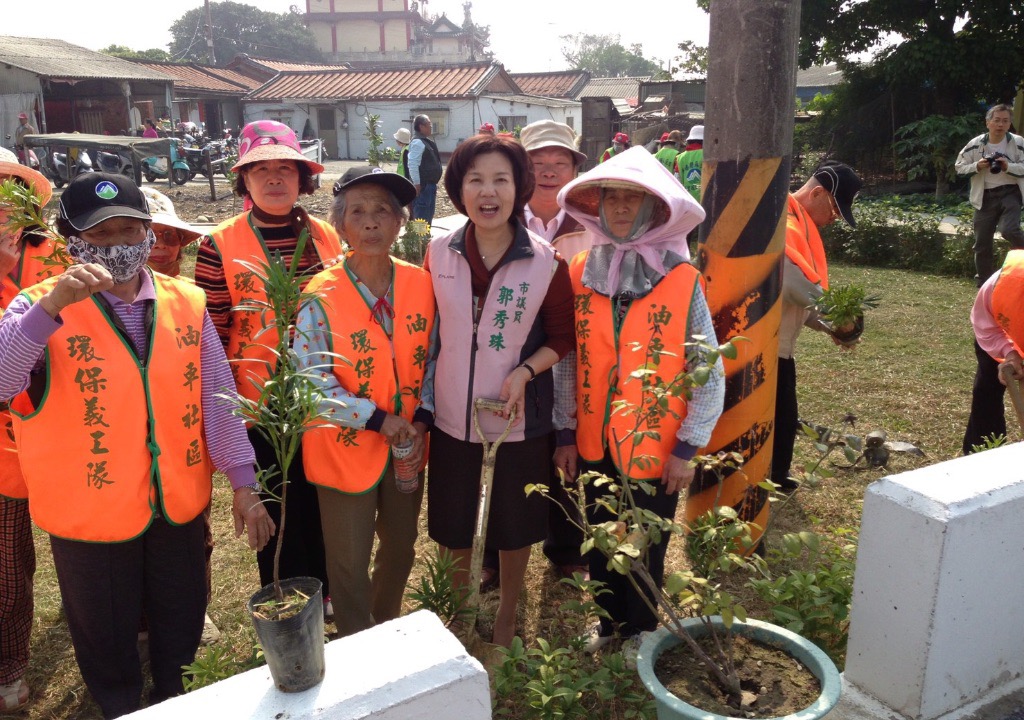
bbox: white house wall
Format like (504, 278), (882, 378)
(244, 99), (581, 160)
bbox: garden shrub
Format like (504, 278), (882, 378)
(821, 195), (1004, 279)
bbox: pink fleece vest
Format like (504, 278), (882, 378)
(429, 230), (557, 442)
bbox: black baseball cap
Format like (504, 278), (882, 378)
(812, 161), (862, 228)
(333, 166), (416, 207)
(58, 172), (151, 232)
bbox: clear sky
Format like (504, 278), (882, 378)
(11, 0), (710, 75)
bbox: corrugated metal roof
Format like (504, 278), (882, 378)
(576, 76), (650, 101)
(246, 62), (500, 102)
(796, 64), (843, 88)
(0, 36), (174, 81)
(509, 71), (589, 99)
(131, 62), (250, 94)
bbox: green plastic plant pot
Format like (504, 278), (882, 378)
(636, 617), (842, 720)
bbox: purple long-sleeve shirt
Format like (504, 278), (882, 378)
(0, 271), (256, 489)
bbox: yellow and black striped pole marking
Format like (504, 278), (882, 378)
(689, 156), (789, 546)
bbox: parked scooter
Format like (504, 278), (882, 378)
(180, 140), (231, 180)
(94, 149), (137, 182)
(142, 139), (192, 185)
(47, 148), (93, 189)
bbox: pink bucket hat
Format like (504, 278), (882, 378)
(232, 120), (324, 174)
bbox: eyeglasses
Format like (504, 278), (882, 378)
(826, 192), (842, 223)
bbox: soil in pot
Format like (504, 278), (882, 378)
(655, 634), (821, 718)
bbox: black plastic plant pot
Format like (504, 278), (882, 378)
(247, 576), (325, 693)
(830, 314), (864, 344)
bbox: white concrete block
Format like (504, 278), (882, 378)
(124, 610), (491, 719)
(844, 444), (1024, 720)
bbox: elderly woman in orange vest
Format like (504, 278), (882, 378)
(555, 146), (725, 664)
(294, 167), (435, 637)
(194, 120), (343, 618)
(424, 133), (575, 647)
(0, 172), (273, 718)
(0, 147), (55, 714)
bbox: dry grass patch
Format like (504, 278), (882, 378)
(21, 264), (988, 719)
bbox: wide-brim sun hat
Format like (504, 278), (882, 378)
(520, 120), (587, 165)
(140, 187), (201, 243)
(333, 166), (417, 207)
(0, 146), (52, 207)
(686, 125), (704, 142)
(232, 120), (324, 174)
(393, 127), (411, 144)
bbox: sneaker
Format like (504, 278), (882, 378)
(323, 597), (334, 621)
(622, 631), (651, 670)
(581, 622), (615, 653)
(200, 613), (221, 646)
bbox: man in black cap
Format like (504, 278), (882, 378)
(772, 160), (863, 491)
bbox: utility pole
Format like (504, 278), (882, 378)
(688, 0), (801, 544)
(205, 0), (217, 65)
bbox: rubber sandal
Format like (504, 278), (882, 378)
(0, 679), (29, 714)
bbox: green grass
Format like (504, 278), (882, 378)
(19, 263), (988, 719)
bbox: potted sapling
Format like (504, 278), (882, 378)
(813, 283), (879, 344)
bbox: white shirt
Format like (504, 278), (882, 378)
(524, 205), (567, 244)
(984, 137), (1016, 189)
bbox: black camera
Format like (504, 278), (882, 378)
(985, 151), (1008, 174)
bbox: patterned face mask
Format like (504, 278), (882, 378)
(66, 228), (157, 285)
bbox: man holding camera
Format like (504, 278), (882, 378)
(955, 104), (1024, 285)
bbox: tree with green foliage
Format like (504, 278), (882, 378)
(797, 0), (1024, 117)
(560, 33), (661, 78)
(100, 45), (172, 62)
(169, 1), (323, 64)
(893, 113), (982, 197)
(673, 40), (708, 77)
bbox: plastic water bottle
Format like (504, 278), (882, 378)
(392, 439), (419, 493)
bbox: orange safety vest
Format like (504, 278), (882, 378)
(10, 273), (213, 542)
(785, 194), (829, 290)
(205, 213), (342, 403)
(991, 249), (1024, 357)
(0, 237), (62, 499)
(570, 252), (699, 480)
(301, 257), (435, 493)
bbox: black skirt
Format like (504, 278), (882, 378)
(427, 427), (550, 551)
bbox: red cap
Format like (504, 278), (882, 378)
(659, 132), (671, 143)
(478, 122), (496, 134)
(17, 112), (27, 120)
(613, 132), (629, 144)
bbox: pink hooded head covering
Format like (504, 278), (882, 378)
(557, 146), (705, 296)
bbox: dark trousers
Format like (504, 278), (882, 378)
(973, 184), (1024, 284)
(483, 433), (584, 571)
(411, 183), (438, 226)
(249, 428), (329, 597)
(962, 340), (1007, 454)
(584, 453), (678, 638)
(50, 515), (206, 719)
(771, 357), (799, 485)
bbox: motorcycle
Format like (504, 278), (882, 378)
(47, 148), (93, 189)
(94, 149), (137, 182)
(141, 139), (192, 185)
(6, 135), (40, 170)
(180, 140), (231, 181)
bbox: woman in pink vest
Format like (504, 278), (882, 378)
(424, 133), (575, 647)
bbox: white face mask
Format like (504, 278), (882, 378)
(66, 228), (157, 285)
